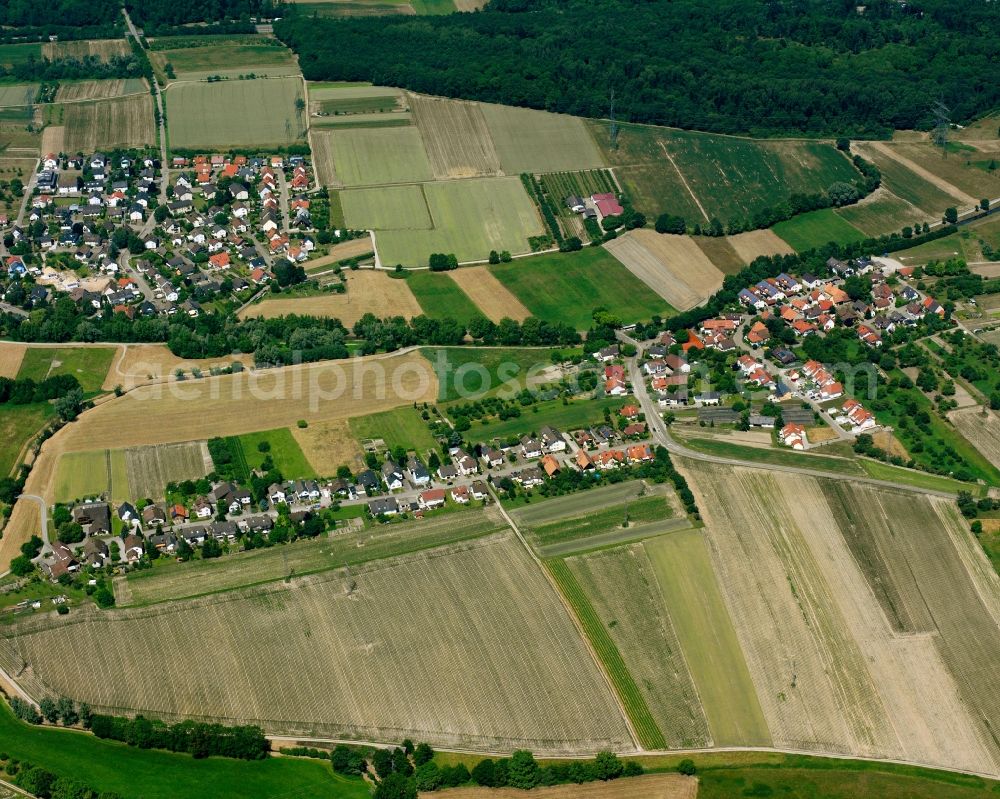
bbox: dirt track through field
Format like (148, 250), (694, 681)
(101, 344), (252, 391)
(726, 229), (795, 262)
(603, 230), (723, 311)
(864, 142), (977, 206)
(448, 266), (531, 322)
(0, 342), (26, 378)
(658, 141), (708, 221)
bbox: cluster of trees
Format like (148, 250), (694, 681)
(90, 715), (268, 760)
(0, 0), (119, 27)
(0, 373), (79, 406)
(0, 54), (147, 83)
(5, 759), (121, 799)
(277, 0), (1000, 138)
(126, 0), (278, 26)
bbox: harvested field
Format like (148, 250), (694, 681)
(950, 407), (1000, 470)
(310, 130), (338, 186)
(567, 543), (712, 748)
(0, 342), (26, 378)
(101, 344), (251, 391)
(55, 78), (147, 102)
(124, 442), (213, 501)
(409, 94), (502, 178)
(0, 84), (37, 107)
(447, 267), (530, 322)
(62, 94), (155, 151)
(405, 270), (481, 323)
(59, 350), (437, 453)
(9, 534), (634, 753)
(40, 125), (64, 156)
(320, 126), (433, 187)
(835, 188), (926, 237)
(341, 184), (432, 230)
(871, 429), (909, 460)
(603, 230), (723, 311)
(691, 235), (744, 275)
(479, 103), (605, 174)
(726, 229), (795, 263)
(165, 77), (306, 149)
(690, 463), (1000, 776)
(239, 270), (424, 325)
(42, 39), (129, 61)
(291, 418), (364, 474)
(425, 774), (697, 799)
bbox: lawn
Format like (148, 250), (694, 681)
(404, 271), (482, 324)
(17, 346), (116, 394)
(772, 208), (867, 252)
(0, 701), (367, 799)
(0, 403), (51, 476)
(165, 77), (306, 149)
(237, 428), (316, 480)
(679, 436), (865, 475)
(348, 406), (438, 454)
(422, 345), (580, 402)
(375, 177), (545, 266)
(645, 530), (771, 746)
(489, 247), (673, 329)
(469, 395), (623, 442)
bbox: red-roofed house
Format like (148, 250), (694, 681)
(592, 192), (623, 218)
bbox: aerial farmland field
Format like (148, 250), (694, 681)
(316, 126), (433, 187)
(348, 405), (437, 454)
(725, 229), (796, 263)
(834, 190), (925, 237)
(165, 77), (306, 149)
(149, 37), (299, 81)
(55, 78), (148, 102)
(42, 39), (129, 61)
(62, 94), (156, 151)
(447, 266), (531, 322)
(12, 535), (634, 753)
(374, 176), (544, 265)
(0, 403), (51, 477)
(0, 43), (41, 68)
(17, 346), (116, 394)
(124, 442), (212, 501)
(0, 84), (37, 107)
(403, 270), (482, 323)
(889, 141), (999, 202)
(340, 184), (431, 229)
(772, 208), (867, 252)
(479, 102), (606, 174)
(853, 142), (962, 216)
(52, 449), (128, 504)
(408, 93), (502, 178)
(489, 247), (673, 329)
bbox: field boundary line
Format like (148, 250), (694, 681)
(658, 141), (708, 221)
(488, 486), (643, 751)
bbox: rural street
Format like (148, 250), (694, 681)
(618, 332), (961, 498)
(16, 494), (49, 554)
(14, 159), (40, 228)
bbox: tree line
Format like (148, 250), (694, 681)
(125, 0), (279, 27)
(0, 373), (79, 406)
(0, 0), (120, 27)
(0, 54), (148, 83)
(276, 0), (1000, 138)
(89, 715), (268, 760)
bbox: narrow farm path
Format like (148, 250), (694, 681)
(658, 141), (709, 222)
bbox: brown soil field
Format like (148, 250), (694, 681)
(804, 426), (839, 444)
(239, 270), (424, 325)
(603, 230), (723, 311)
(872, 429), (909, 459)
(42, 39), (129, 61)
(101, 344), (252, 391)
(55, 79), (146, 102)
(427, 774), (697, 799)
(971, 262), (1000, 278)
(950, 407), (1000, 469)
(305, 237), (375, 272)
(448, 266), (531, 322)
(689, 463), (1000, 776)
(692, 235), (745, 275)
(40, 125), (64, 156)
(0, 341), (26, 378)
(62, 94), (155, 151)
(409, 93), (502, 179)
(450, 0), (489, 9)
(291, 418), (364, 474)
(726, 229), (796, 262)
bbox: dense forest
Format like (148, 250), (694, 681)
(277, 0), (1000, 137)
(125, 0), (278, 27)
(0, 0), (120, 28)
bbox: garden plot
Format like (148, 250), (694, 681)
(10, 535), (634, 753)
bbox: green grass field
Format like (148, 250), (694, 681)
(150, 39), (299, 80)
(469, 395), (623, 442)
(341, 184), (431, 230)
(52, 450), (128, 503)
(772, 208), (867, 252)
(165, 77), (306, 149)
(858, 147), (957, 216)
(645, 530), (771, 746)
(237, 428), (316, 480)
(479, 102), (606, 174)
(0, 83), (38, 107)
(489, 247), (673, 329)
(530, 495), (672, 546)
(324, 126), (433, 187)
(17, 347), (116, 394)
(0, 43), (41, 67)
(349, 406), (438, 454)
(404, 271), (482, 323)
(0, 700), (366, 799)
(375, 177), (544, 266)
(547, 559), (666, 749)
(858, 459), (973, 495)
(835, 193), (923, 237)
(891, 142), (1000, 201)
(592, 121), (858, 222)
(0, 403), (51, 477)
(422, 346), (579, 402)
(679, 436), (865, 475)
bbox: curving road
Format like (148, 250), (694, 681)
(16, 494), (49, 555)
(618, 332), (962, 499)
